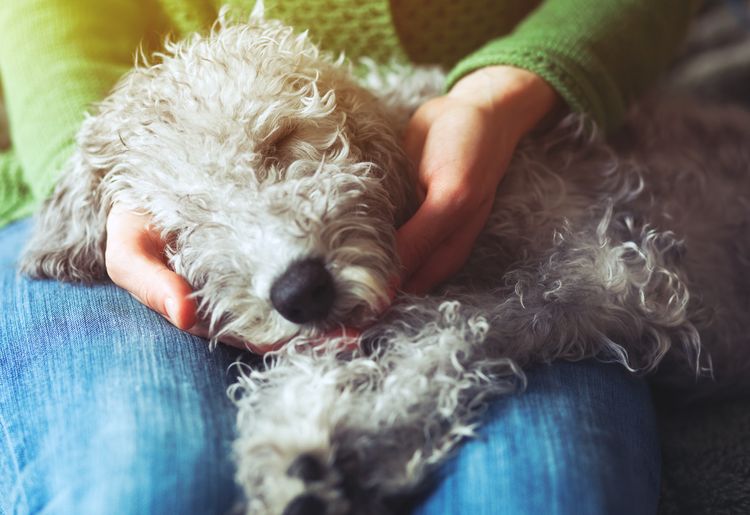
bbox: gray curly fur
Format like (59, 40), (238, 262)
(18, 8), (750, 515)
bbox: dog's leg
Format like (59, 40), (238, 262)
(332, 300), (523, 511)
(18, 150), (108, 282)
(231, 301), (522, 515)
(466, 209), (705, 376)
(231, 351), (363, 515)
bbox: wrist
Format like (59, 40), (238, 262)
(448, 65), (560, 140)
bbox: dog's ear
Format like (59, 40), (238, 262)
(19, 93), (132, 290)
(19, 64), (150, 283)
(19, 148), (109, 283)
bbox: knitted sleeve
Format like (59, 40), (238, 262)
(445, 0), (704, 131)
(0, 0), (165, 216)
(0, 150), (34, 225)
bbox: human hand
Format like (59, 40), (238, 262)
(104, 204), (358, 353)
(396, 65), (559, 294)
(105, 203), (198, 329)
(104, 204), (249, 346)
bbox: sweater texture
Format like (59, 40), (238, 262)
(0, 0), (702, 227)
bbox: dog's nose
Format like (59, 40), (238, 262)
(286, 453), (325, 481)
(271, 258), (335, 324)
(282, 494), (326, 515)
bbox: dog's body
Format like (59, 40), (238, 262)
(19, 12), (750, 515)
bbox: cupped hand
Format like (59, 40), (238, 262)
(105, 204), (209, 338)
(104, 204), (358, 353)
(396, 65), (560, 294)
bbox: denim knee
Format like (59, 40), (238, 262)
(0, 220), (246, 514)
(415, 360), (661, 515)
(0, 292), (244, 514)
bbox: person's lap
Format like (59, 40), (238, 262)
(0, 218), (660, 515)
(414, 360), (661, 515)
(0, 219), (246, 514)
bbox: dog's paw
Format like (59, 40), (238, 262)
(278, 448), (421, 515)
(286, 453), (327, 482)
(280, 453), (350, 515)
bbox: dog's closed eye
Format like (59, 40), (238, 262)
(259, 122), (299, 160)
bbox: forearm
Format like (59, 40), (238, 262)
(446, 0), (703, 131)
(0, 0), (161, 201)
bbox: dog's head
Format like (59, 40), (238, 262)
(84, 17), (416, 350)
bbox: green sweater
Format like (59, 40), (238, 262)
(0, 0), (701, 227)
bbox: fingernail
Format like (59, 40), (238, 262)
(165, 297), (179, 325)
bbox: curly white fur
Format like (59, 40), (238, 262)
(19, 10), (750, 515)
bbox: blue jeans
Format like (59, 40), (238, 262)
(0, 219), (660, 514)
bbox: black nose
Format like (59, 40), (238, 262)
(282, 494), (327, 515)
(286, 453), (325, 482)
(270, 258), (335, 324)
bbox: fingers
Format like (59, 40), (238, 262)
(396, 180), (476, 273)
(398, 95), (507, 294)
(398, 117), (486, 280)
(403, 97), (451, 202)
(399, 198), (492, 294)
(105, 206), (198, 330)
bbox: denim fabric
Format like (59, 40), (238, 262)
(0, 218), (660, 515)
(0, 219), (247, 514)
(414, 360), (661, 515)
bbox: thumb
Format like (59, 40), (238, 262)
(395, 185), (470, 281)
(130, 253), (197, 330)
(106, 207), (198, 330)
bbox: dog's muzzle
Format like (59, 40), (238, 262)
(271, 257), (336, 324)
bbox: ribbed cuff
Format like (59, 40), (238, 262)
(445, 35), (627, 132)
